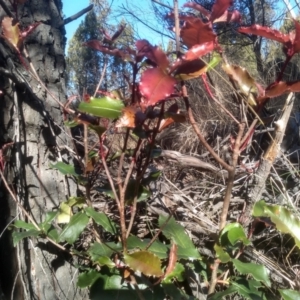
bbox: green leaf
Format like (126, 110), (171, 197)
(85, 207), (117, 234)
(90, 273), (166, 300)
(209, 279), (265, 300)
(163, 263), (185, 283)
(124, 250), (163, 277)
(97, 256), (115, 268)
(142, 170), (161, 185)
(159, 215), (201, 259)
(232, 259), (271, 287)
(57, 197), (86, 224)
(46, 225), (59, 242)
(40, 211), (58, 228)
(78, 97), (124, 119)
(65, 196), (86, 207)
(59, 212), (89, 244)
(206, 52), (222, 71)
(253, 200), (300, 248)
(49, 162), (80, 177)
(12, 229), (40, 246)
(96, 180), (150, 204)
(214, 244), (231, 263)
(279, 289), (300, 300)
(126, 236), (168, 259)
(14, 220), (37, 231)
(64, 120), (79, 127)
(89, 124), (106, 136)
(220, 223), (251, 246)
(88, 242), (122, 261)
(162, 282), (194, 300)
(77, 269), (102, 288)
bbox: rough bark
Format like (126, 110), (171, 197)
(0, 1), (88, 299)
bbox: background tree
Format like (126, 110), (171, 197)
(67, 3), (134, 97)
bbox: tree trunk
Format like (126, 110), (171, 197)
(0, 1), (88, 299)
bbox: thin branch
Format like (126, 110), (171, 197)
(63, 4), (94, 25)
(182, 86), (231, 171)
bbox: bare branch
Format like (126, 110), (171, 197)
(64, 4), (94, 25)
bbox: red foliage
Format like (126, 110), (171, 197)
(139, 68), (176, 106)
(136, 40), (169, 70)
(239, 20), (300, 58)
(180, 19), (216, 48)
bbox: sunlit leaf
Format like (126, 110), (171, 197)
(232, 259), (271, 287)
(220, 223), (251, 246)
(180, 19), (216, 48)
(78, 96), (124, 119)
(182, 41), (215, 61)
(239, 25), (289, 44)
(2, 17), (20, 49)
(116, 106), (146, 128)
(253, 200), (300, 248)
(59, 212), (89, 244)
(279, 289), (300, 300)
(214, 244), (231, 263)
(139, 68), (176, 106)
(57, 202), (72, 224)
(124, 250), (163, 277)
(222, 64), (257, 106)
(213, 10), (241, 23)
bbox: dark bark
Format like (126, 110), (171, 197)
(0, 1), (88, 299)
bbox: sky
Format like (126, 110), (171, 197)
(62, 0), (186, 51)
(62, 0), (300, 52)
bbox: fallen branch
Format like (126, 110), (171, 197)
(160, 149), (228, 178)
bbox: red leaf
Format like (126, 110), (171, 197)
(173, 59), (207, 80)
(265, 80), (300, 98)
(84, 40), (130, 60)
(183, 2), (211, 19)
(159, 104), (186, 132)
(210, 0), (233, 22)
(180, 19), (216, 48)
(136, 40), (169, 70)
(139, 68), (176, 106)
(292, 19), (300, 54)
(239, 25), (289, 44)
(213, 10), (241, 23)
(182, 41), (215, 61)
(111, 24), (126, 42)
